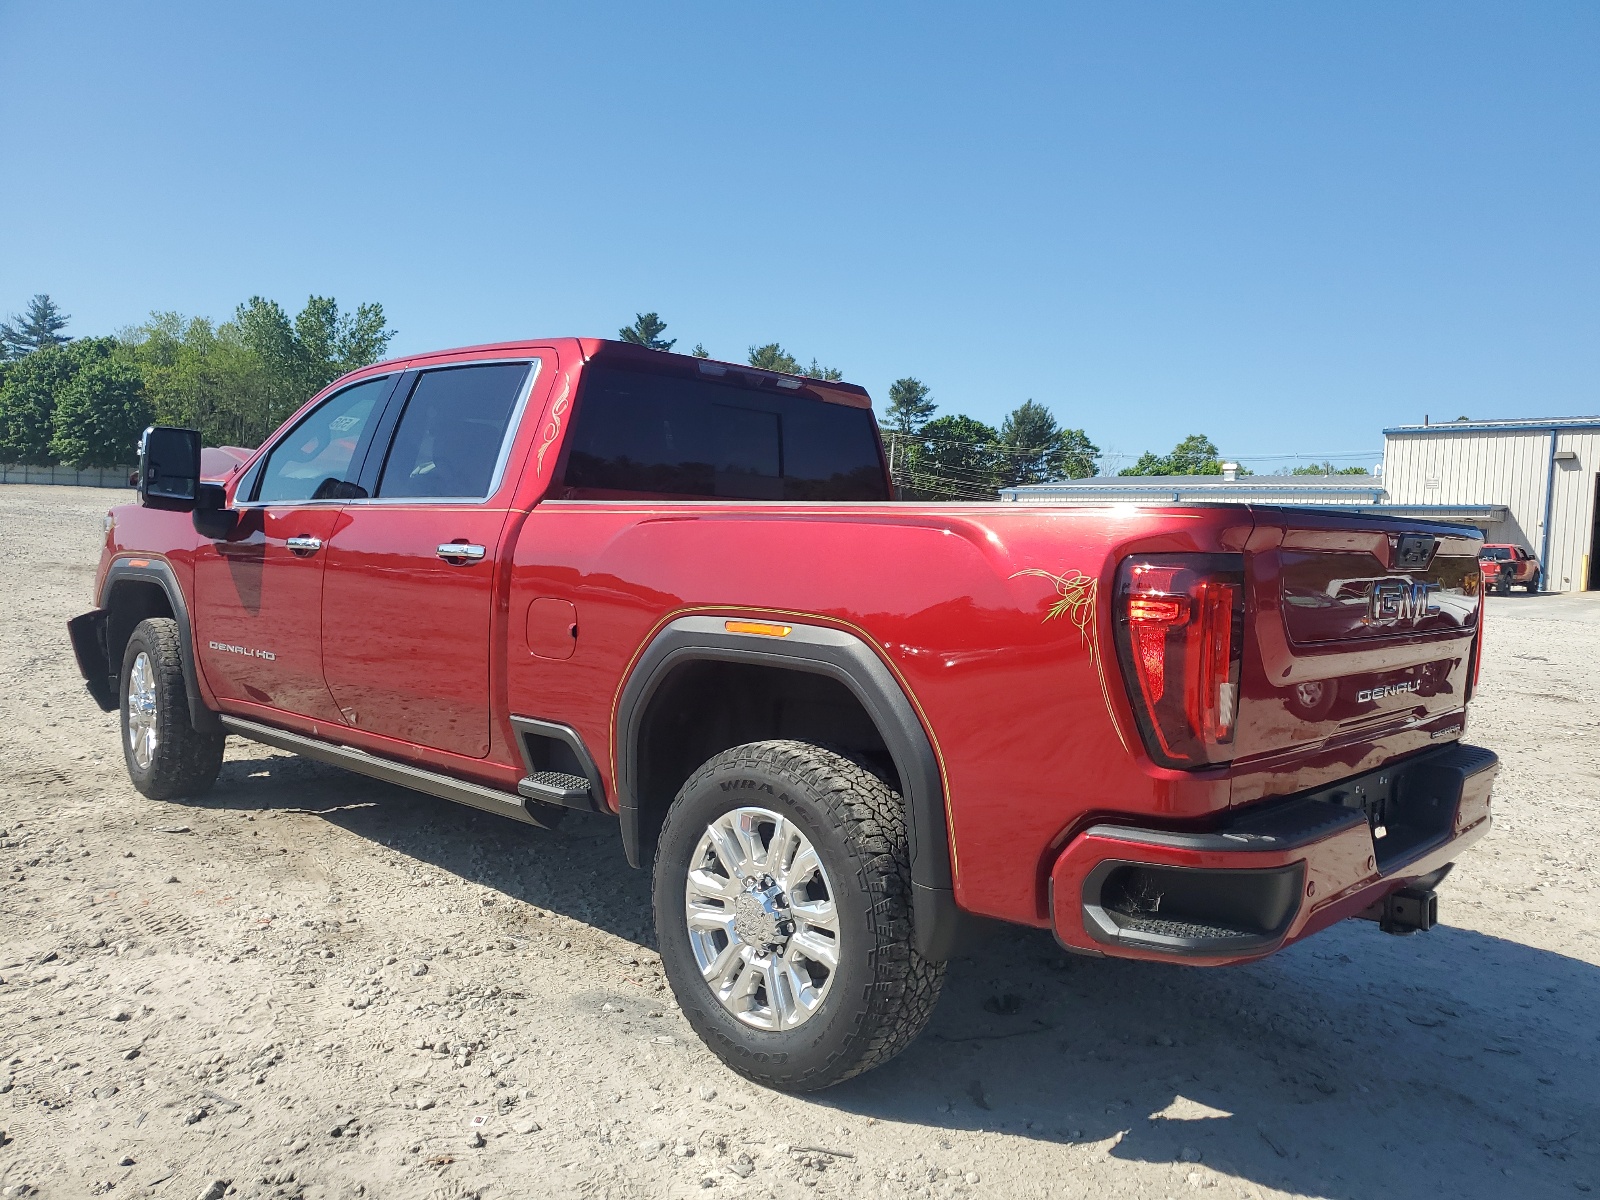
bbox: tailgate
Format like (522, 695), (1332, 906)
(1236, 509), (1482, 763)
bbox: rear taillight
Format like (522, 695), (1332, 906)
(1113, 554), (1246, 768)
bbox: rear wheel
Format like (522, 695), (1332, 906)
(120, 618), (225, 800)
(653, 740), (944, 1091)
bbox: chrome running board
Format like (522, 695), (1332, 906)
(219, 715), (558, 828)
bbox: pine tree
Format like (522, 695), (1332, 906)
(995, 401), (1102, 485)
(747, 343), (801, 374)
(0, 294), (71, 360)
(690, 343), (710, 358)
(884, 378), (935, 436)
(619, 313), (675, 351)
(804, 359), (843, 381)
(996, 400), (1059, 486)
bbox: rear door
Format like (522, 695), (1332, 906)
(319, 360), (536, 757)
(192, 373), (397, 722)
(1239, 511), (1482, 764)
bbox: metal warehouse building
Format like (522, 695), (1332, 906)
(999, 474), (1508, 543)
(1001, 416), (1600, 594)
(1382, 417), (1600, 593)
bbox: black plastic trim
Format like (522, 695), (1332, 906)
(1080, 859), (1305, 956)
(615, 615), (959, 959)
(1069, 742), (1498, 957)
(219, 715), (561, 829)
(98, 557), (221, 733)
(68, 609), (115, 711)
(509, 715), (608, 813)
(352, 371), (413, 498)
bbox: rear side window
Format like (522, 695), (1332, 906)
(377, 362), (531, 499)
(561, 365), (888, 501)
(254, 375), (390, 504)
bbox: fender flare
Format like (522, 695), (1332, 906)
(99, 556), (222, 734)
(615, 614), (960, 959)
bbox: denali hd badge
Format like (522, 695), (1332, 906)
(209, 640), (276, 661)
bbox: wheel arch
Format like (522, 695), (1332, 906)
(99, 557), (221, 733)
(615, 615), (960, 959)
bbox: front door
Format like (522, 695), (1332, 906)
(320, 360), (534, 757)
(191, 373), (396, 723)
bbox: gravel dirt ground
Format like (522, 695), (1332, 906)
(1, 483), (1597, 1200)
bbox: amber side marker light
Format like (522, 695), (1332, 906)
(725, 620), (792, 638)
(128, 559), (150, 568)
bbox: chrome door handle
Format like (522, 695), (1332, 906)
(286, 536), (323, 554)
(437, 543), (486, 561)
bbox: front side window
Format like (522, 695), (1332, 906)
(561, 365), (889, 501)
(377, 363), (531, 499)
(254, 376), (390, 504)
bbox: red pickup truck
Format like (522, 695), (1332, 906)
(1478, 543), (1541, 594)
(69, 338), (1497, 1091)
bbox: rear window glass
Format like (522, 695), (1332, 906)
(1479, 547), (1511, 560)
(560, 365), (888, 501)
(377, 362), (531, 499)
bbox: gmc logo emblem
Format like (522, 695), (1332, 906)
(1366, 579), (1441, 624)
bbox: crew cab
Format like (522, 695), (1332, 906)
(1478, 543), (1541, 594)
(68, 338), (1498, 1091)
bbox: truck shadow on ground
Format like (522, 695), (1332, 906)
(196, 752), (1599, 1200)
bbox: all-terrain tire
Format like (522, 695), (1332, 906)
(119, 617), (225, 800)
(652, 739), (945, 1092)
(1525, 573), (1540, 594)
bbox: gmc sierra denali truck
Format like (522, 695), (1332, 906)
(69, 338), (1498, 1091)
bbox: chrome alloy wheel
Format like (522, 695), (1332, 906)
(126, 650), (159, 770)
(683, 807), (841, 1031)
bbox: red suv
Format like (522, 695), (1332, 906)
(70, 338), (1499, 1090)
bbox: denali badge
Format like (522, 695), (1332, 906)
(209, 640), (277, 661)
(1365, 579), (1440, 625)
(1358, 681), (1418, 702)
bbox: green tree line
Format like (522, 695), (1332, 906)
(1, 297), (1263, 485)
(0, 293), (393, 467)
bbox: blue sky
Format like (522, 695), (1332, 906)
(3, 2), (1597, 473)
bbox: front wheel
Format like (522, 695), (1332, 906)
(1525, 573), (1540, 594)
(120, 618), (225, 800)
(652, 740), (945, 1092)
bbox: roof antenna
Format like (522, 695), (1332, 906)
(1424, 414), (1429, 426)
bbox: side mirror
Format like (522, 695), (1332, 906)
(192, 482), (240, 540)
(137, 426), (202, 512)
